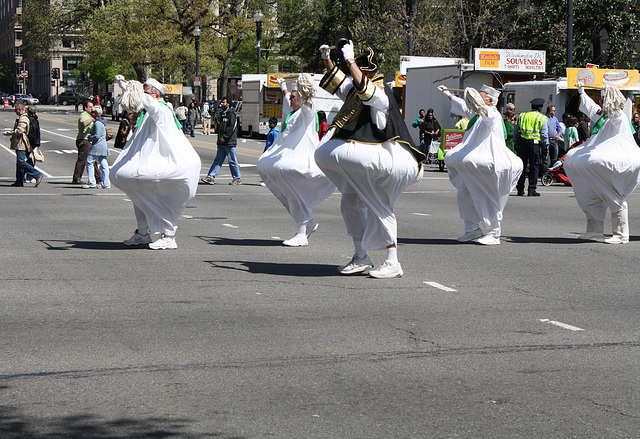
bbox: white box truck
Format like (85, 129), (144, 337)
(240, 73), (342, 137)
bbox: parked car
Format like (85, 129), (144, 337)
(13, 94), (39, 105)
(58, 91), (91, 106)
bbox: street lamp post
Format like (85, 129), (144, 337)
(192, 26), (201, 102)
(253, 10), (264, 74)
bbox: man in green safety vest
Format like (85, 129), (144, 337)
(515, 98), (548, 196)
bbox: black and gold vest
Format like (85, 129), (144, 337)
(320, 65), (425, 165)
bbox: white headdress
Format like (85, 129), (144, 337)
(602, 85), (625, 116)
(144, 78), (167, 95)
(465, 87), (489, 116)
(120, 80), (145, 112)
(296, 73), (316, 107)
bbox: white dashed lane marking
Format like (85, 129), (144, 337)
(424, 281), (457, 292)
(539, 319), (585, 331)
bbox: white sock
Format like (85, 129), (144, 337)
(296, 224), (306, 236)
(353, 238), (367, 259)
(385, 247), (398, 265)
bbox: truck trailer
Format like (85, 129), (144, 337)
(240, 73), (342, 138)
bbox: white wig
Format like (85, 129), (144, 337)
(296, 73), (316, 107)
(602, 85), (625, 116)
(465, 87), (489, 116)
(120, 80), (145, 112)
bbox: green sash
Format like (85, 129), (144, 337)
(590, 114), (636, 136)
(134, 100), (182, 130)
(280, 108), (319, 133)
(465, 110), (507, 139)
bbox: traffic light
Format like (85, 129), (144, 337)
(81, 71), (86, 81)
(51, 68), (60, 79)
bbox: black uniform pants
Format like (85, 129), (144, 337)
(516, 139), (540, 194)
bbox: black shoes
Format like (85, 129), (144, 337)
(528, 191), (540, 197)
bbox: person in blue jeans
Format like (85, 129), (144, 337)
(83, 106), (111, 189)
(201, 97), (242, 185)
(3, 102), (43, 187)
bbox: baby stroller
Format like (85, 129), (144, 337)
(540, 140), (582, 186)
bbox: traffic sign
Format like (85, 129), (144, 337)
(20, 70), (28, 78)
(194, 77), (201, 86)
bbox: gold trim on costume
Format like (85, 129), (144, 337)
(320, 66), (346, 95)
(355, 75), (376, 102)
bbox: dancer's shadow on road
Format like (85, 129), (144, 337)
(197, 236), (283, 247)
(38, 239), (132, 251)
(399, 236), (582, 245)
(206, 260), (338, 277)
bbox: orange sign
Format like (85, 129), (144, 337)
(267, 74), (291, 88)
(164, 84), (183, 95)
(567, 68), (640, 89)
(478, 51), (500, 69)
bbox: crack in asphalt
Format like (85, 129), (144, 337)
(2, 340), (639, 381)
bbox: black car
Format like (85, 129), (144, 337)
(58, 91), (91, 106)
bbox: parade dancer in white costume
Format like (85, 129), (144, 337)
(257, 74), (336, 247)
(111, 75), (201, 250)
(564, 84), (640, 244)
(315, 41), (425, 278)
(439, 85), (523, 245)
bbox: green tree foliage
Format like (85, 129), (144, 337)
(528, 0), (640, 76)
(19, 0), (640, 90)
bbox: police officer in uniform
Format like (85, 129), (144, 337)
(515, 97), (548, 196)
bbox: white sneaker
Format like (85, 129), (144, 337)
(123, 230), (152, 246)
(457, 228), (484, 242)
(604, 236), (629, 244)
(306, 220), (319, 237)
(82, 184), (97, 189)
(148, 235), (178, 250)
(282, 234), (308, 247)
(101, 185), (111, 189)
(338, 254), (374, 275)
(369, 261), (404, 279)
(477, 235), (500, 245)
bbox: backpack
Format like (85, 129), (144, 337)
(27, 113), (40, 148)
(105, 127), (114, 141)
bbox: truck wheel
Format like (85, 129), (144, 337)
(62, 100), (68, 105)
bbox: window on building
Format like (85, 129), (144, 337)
(62, 39), (72, 48)
(63, 56), (83, 70)
(15, 31), (22, 41)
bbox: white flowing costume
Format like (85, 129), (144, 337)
(315, 77), (423, 251)
(110, 82), (201, 239)
(256, 90), (335, 229)
(564, 91), (640, 220)
(445, 95), (523, 237)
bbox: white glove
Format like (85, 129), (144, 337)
(277, 77), (287, 91)
(577, 82), (585, 95)
(319, 44), (331, 60)
(341, 40), (355, 62)
(115, 74), (125, 82)
(438, 85), (452, 97)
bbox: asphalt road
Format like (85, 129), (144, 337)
(1, 106), (639, 438)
